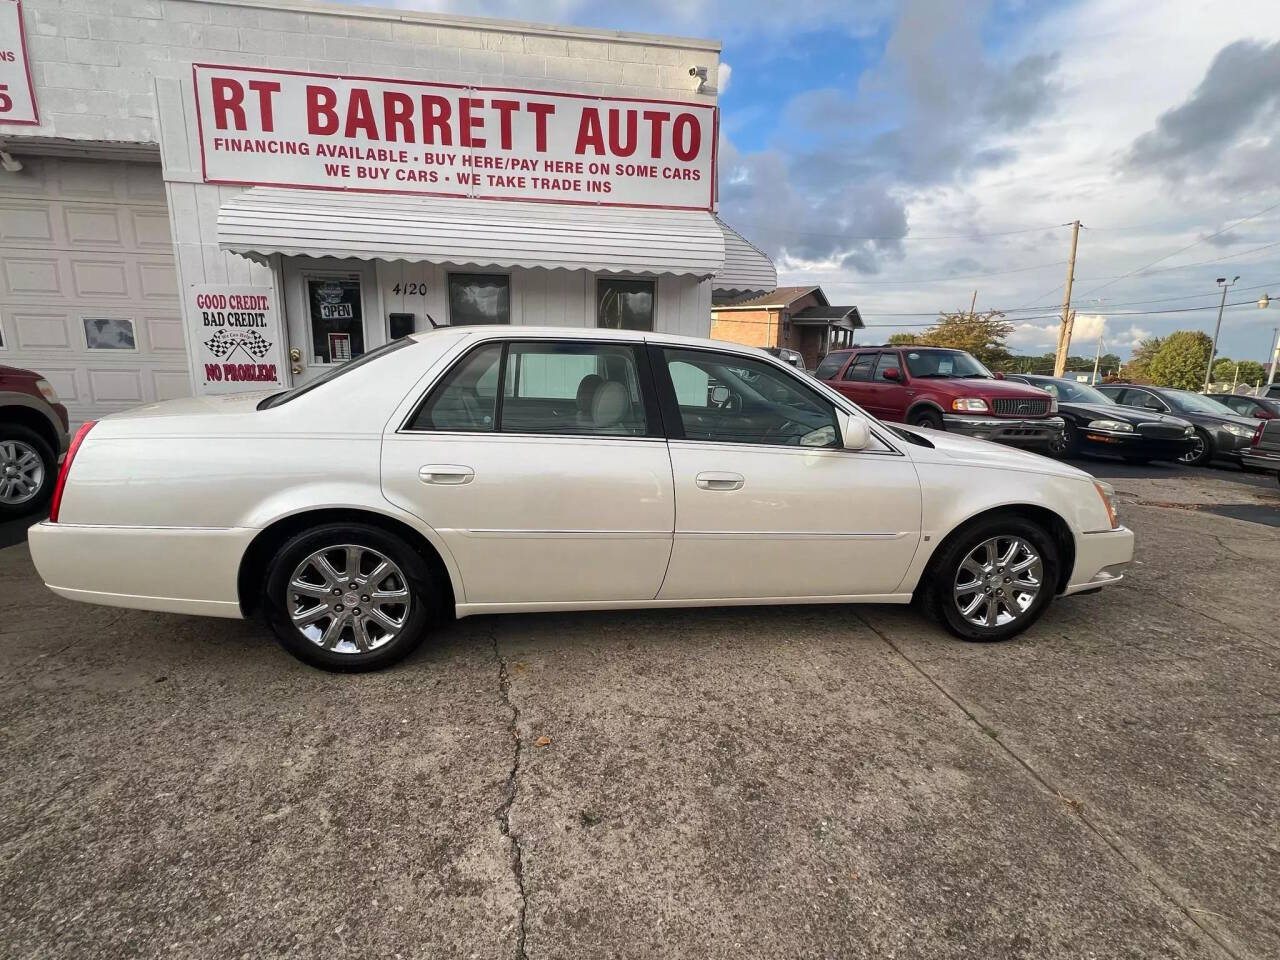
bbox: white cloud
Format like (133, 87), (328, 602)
(717, 61), (732, 95)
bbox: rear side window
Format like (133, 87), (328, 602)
(844, 353), (876, 381)
(813, 352), (850, 380)
(409, 343), (502, 431)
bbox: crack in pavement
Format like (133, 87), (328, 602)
(854, 611), (1248, 960)
(491, 629), (530, 960)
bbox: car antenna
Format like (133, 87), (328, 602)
(423, 312), (441, 329)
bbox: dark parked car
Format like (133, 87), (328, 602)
(1096, 383), (1260, 466)
(1005, 375), (1194, 462)
(1241, 417), (1280, 485)
(1203, 392), (1280, 420)
(1, 364), (70, 518)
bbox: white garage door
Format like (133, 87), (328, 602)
(0, 156), (190, 427)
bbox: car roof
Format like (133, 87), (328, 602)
(408, 324), (787, 359)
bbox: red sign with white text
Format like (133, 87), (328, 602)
(193, 64), (717, 210)
(0, 0), (39, 126)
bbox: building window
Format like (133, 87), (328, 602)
(449, 274), (510, 325)
(597, 278), (654, 331)
(83, 317), (136, 350)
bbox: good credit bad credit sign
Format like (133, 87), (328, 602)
(193, 64), (717, 210)
(186, 283), (286, 394)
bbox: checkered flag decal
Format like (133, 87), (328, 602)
(204, 329), (273, 360)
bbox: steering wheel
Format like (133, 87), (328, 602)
(762, 419), (799, 444)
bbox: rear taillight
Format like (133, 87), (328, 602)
(1253, 423), (1265, 448)
(49, 420), (96, 523)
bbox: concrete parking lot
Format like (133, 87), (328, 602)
(0, 461), (1276, 960)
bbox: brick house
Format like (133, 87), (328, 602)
(711, 286), (862, 370)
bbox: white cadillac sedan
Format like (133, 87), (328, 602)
(29, 328), (1132, 671)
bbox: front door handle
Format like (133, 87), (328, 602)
(695, 471), (744, 491)
(420, 464), (474, 485)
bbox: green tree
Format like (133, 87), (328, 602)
(1147, 331), (1212, 389)
(1211, 357), (1266, 385)
(887, 332), (919, 345)
(916, 309), (1013, 367)
(1119, 336), (1164, 383)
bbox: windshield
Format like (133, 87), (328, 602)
(902, 349), (992, 379)
(1031, 379), (1112, 404)
(257, 337), (413, 409)
(1165, 389), (1243, 415)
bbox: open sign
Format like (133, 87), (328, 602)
(319, 302), (353, 320)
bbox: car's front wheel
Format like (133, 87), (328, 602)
(1178, 429), (1213, 466)
(0, 425), (56, 519)
(910, 408), (944, 430)
(264, 522), (436, 672)
(1047, 421), (1078, 458)
(924, 516), (1060, 642)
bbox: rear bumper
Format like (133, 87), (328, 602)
(1241, 448), (1280, 473)
(1062, 526), (1134, 596)
(27, 521), (253, 618)
(942, 414), (1064, 446)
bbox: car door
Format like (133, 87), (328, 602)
(831, 350), (877, 409)
(866, 350), (909, 421)
(1122, 388), (1172, 414)
(381, 337), (675, 605)
(652, 345), (922, 601)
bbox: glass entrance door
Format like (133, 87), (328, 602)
(283, 259), (380, 385)
(306, 275), (365, 364)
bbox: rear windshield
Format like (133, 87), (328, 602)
(257, 338), (413, 409)
(814, 352), (850, 380)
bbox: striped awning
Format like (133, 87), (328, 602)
(217, 188), (725, 277)
(712, 216), (777, 296)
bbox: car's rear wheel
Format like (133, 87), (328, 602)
(1178, 429), (1212, 466)
(0, 425), (56, 519)
(264, 522), (436, 672)
(911, 408), (944, 430)
(924, 515), (1059, 642)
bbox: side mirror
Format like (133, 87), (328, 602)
(882, 367), (901, 381)
(993, 371), (1005, 380)
(838, 411), (870, 450)
(710, 384), (730, 405)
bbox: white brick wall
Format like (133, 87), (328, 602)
(11, 0), (719, 152)
(3, 0), (723, 392)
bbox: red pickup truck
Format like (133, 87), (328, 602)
(815, 345), (1065, 448)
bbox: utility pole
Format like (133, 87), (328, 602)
(1091, 330), (1104, 384)
(1230, 362), (1239, 392)
(1053, 220), (1080, 377)
(968, 289), (977, 321)
(1203, 275), (1239, 392)
(1267, 325), (1279, 388)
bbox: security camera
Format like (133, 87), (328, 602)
(0, 150), (22, 173)
(689, 66), (708, 79)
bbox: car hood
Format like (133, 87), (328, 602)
(899, 425), (1090, 480)
(1181, 409), (1260, 429)
(921, 376), (1050, 399)
(1061, 402), (1188, 426)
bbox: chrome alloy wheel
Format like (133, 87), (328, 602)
(1047, 428), (1069, 456)
(953, 536), (1043, 628)
(287, 544), (411, 654)
(0, 439), (45, 506)
(1178, 432), (1206, 464)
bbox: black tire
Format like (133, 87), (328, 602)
(0, 423), (57, 520)
(1047, 421), (1079, 458)
(1178, 428), (1213, 467)
(910, 408), (944, 430)
(264, 522), (437, 672)
(923, 514), (1060, 643)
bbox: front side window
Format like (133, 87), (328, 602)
(409, 342), (502, 431)
(663, 348), (840, 448)
(597, 278), (655, 331)
(844, 353), (876, 381)
(449, 274), (510, 326)
(502, 341), (648, 436)
(872, 352), (901, 381)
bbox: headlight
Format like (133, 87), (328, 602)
(35, 378), (58, 403)
(1048, 398), (1058, 414)
(1087, 418), (1133, 432)
(1223, 422), (1254, 438)
(1094, 480), (1119, 529)
(952, 398), (989, 412)
(1183, 424), (1194, 436)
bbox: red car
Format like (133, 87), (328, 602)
(1, 364), (70, 518)
(814, 345), (1065, 448)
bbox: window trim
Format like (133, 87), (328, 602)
(400, 337), (664, 440)
(595, 275), (657, 332)
(813, 350), (853, 381)
(649, 342), (850, 451)
(446, 271), (513, 327)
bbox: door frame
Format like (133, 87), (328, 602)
(282, 257), (381, 385)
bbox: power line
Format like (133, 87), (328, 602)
(821, 259), (1068, 286)
(1072, 200), (1280, 299)
(731, 220), (1068, 242)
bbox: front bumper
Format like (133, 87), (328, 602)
(1078, 427), (1195, 460)
(942, 414), (1065, 446)
(1062, 526), (1134, 596)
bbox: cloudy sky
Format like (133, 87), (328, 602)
(369, 0), (1280, 365)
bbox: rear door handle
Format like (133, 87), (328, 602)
(420, 464), (474, 485)
(695, 471), (744, 491)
